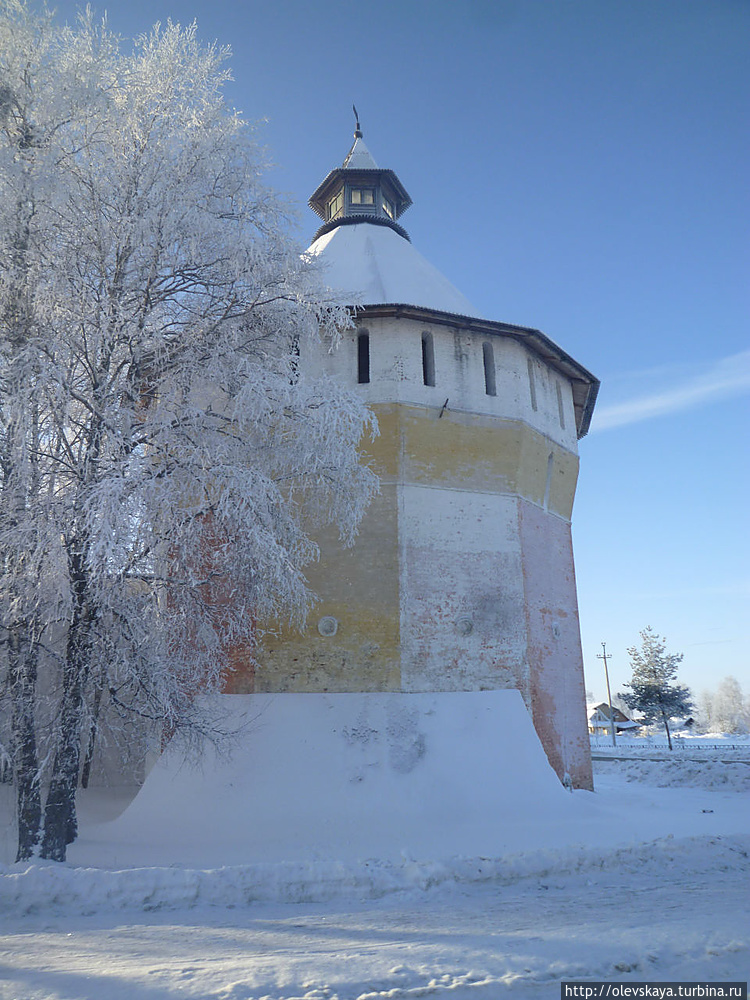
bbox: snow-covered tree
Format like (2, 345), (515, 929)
(0, 3), (377, 861)
(698, 676), (749, 735)
(618, 628), (692, 750)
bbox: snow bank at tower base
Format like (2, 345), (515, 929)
(2, 691), (750, 921)
(68, 690), (586, 869)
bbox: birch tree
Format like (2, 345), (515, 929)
(699, 677), (749, 734)
(0, 2), (377, 862)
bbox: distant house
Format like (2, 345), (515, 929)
(587, 703), (640, 735)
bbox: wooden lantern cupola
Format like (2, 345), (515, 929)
(309, 108), (413, 242)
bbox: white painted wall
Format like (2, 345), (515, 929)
(398, 486), (529, 696)
(306, 316), (579, 451)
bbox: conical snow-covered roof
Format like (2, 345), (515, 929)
(307, 223), (481, 317)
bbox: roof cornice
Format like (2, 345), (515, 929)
(311, 213), (410, 243)
(353, 303), (600, 439)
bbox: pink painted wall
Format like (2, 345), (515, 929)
(519, 500), (593, 789)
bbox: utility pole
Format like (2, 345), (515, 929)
(597, 642), (617, 747)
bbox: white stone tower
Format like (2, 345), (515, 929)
(235, 123), (599, 790)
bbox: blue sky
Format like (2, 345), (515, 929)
(47, 0), (749, 705)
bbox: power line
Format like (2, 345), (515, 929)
(597, 642), (617, 747)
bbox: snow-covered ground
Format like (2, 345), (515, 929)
(1, 831), (748, 1000)
(1, 702), (748, 1000)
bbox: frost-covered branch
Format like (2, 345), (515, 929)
(0, 3), (376, 862)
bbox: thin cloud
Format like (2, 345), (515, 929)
(628, 582), (750, 601)
(591, 350), (750, 432)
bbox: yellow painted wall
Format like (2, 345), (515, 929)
(251, 403), (580, 694)
(369, 403), (578, 516)
(255, 487), (402, 692)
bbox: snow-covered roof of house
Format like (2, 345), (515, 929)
(307, 222), (481, 317)
(589, 718), (641, 731)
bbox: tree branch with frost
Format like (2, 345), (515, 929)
(1, 3), (377, 861)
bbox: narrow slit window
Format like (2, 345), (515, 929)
(357, 332), (370, 384)
(556, 382), (566, 428)
(527, 357), (538, 411)
(421, 332), (435, 386)
(482, 341), (496, 396)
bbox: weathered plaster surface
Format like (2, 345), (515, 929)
(365, 403), (578, 515)
(255, 489), (401, 693)
(519, 500), (593, 790)
(245, 315), (593, 787)
(399, 487), (529, 695)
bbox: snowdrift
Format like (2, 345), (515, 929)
(69, 690), (581, 867)
(6, 833), (749, 918)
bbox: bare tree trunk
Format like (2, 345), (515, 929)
(9, 628), (42, 861)
(40, 552), (94, 861)
(661, 708), (673, 751)
(2, 180), (44, 860)
(40, 649), (86, 859)
(80, 666), (105, 789)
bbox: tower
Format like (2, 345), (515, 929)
(236, 124), (599, 790)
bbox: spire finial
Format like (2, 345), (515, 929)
(353, 104), (362, 139)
